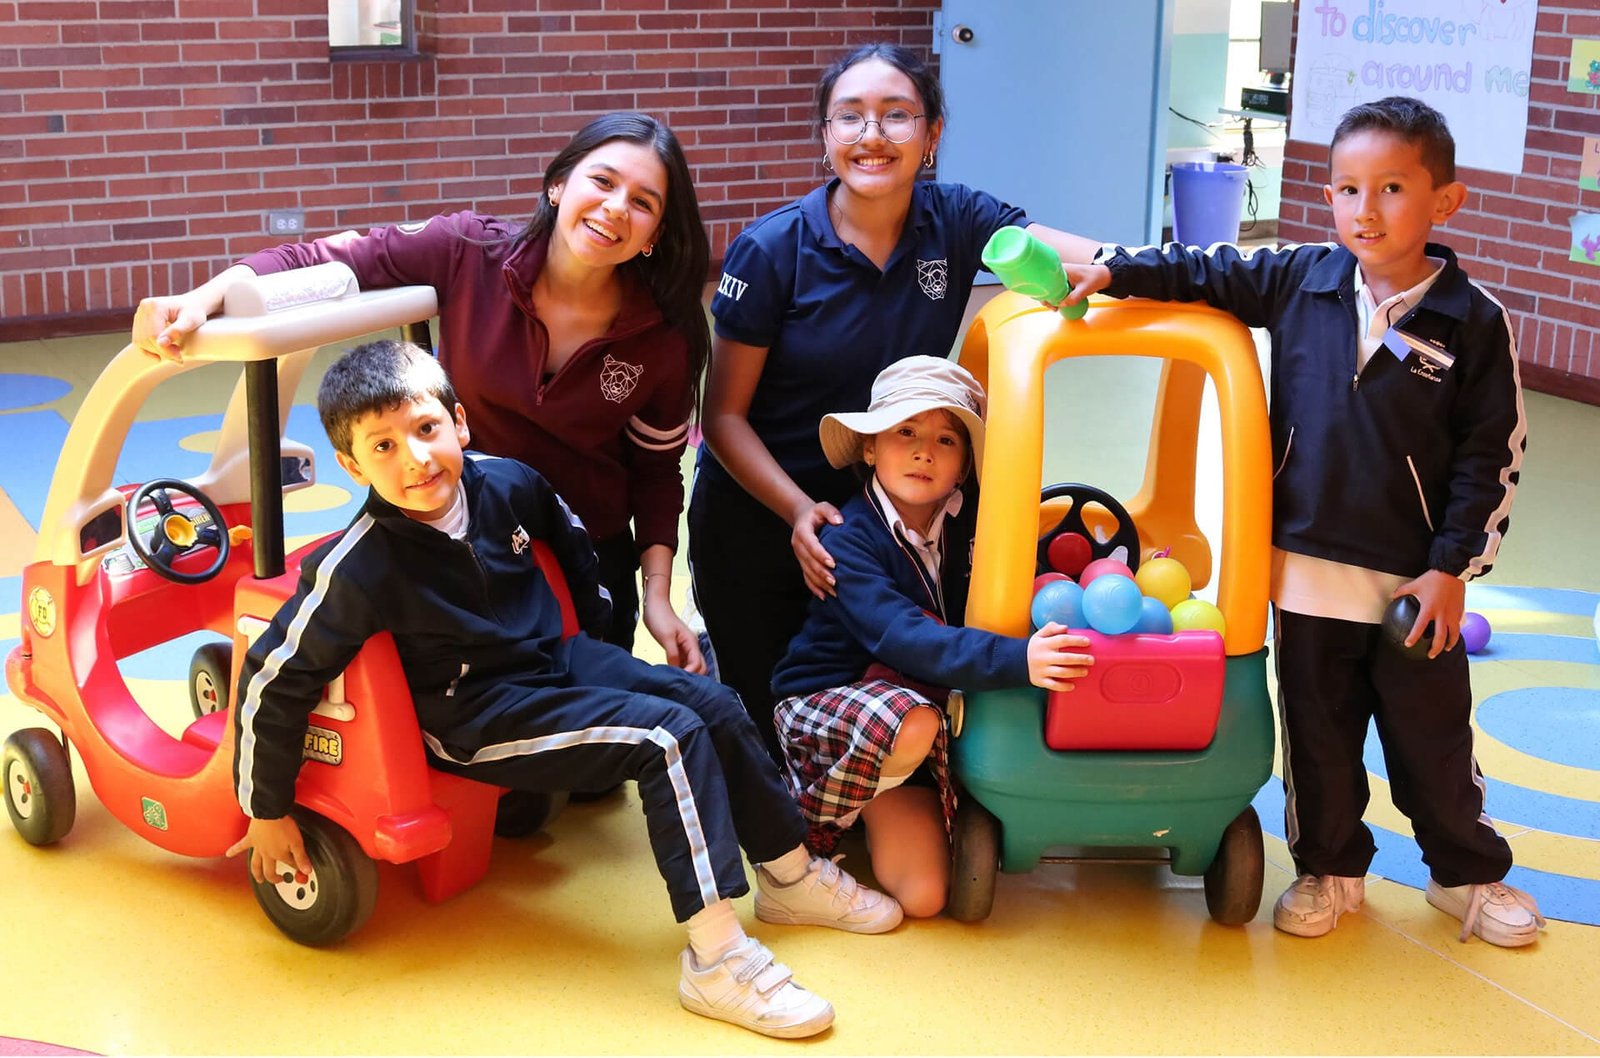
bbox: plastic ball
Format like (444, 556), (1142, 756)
(1033, 571), (1071, 594)
(1381, 595), (1434, 660)
(1081, 573), (1143, 635)
(1133, 556), (1192, 610)
(1031, 578), (1085, 630)
(1130, 595), (1174, 634)
(1079, 556), (1134, 588)
(1170, 598), (1227, 636)
(1461, 611), (1492, 654)
(1046, 532), (1093, 577)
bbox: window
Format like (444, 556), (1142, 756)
(329, 0), (414, 53)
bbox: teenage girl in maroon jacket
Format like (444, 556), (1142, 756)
(132, 113), (709, 672)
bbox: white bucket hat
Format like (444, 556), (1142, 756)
(819, 355), (988, 479)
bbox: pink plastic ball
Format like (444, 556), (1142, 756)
(1078, 557), (1134, 588)
(1034, 571), (1071, 594)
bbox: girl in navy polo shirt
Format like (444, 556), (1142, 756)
(769, 356), (1093, 917)
(692, 44), (1103, 760)
(134, 113), (707, 673)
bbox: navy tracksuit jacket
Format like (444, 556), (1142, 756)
(234, 453), (804, 920)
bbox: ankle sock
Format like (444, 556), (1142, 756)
(875, 770), (912, 796)
(686, 898), (745, 966)
(761, 845), (812, 886)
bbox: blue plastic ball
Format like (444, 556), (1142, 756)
(1081, 573), (1143, 635)
(1031, 578), (1085, 630)
(1132, 595), (1175, 634)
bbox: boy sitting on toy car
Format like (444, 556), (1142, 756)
(228, 339), (902, 1039)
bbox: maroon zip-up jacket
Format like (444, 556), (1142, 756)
(240, 211), (693, 553)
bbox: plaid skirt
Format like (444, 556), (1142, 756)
(773, 678), (955, 856)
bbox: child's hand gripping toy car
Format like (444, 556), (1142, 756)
(2, 264), (572, 946)
(947, 246), (1276, 925)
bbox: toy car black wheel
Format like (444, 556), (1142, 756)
(3, 728), (76, 846)
(126, 477), (231, 585)
(1038, 482), (1142, 572)
(493, 789), (570, 837)
(249, 808), (378, 947)
(948, 798), (1001, 922)
(1203, 805), (1264, 925)
(189, 641), (233, 719)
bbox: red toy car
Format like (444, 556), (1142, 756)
(3, 264), (569, 945)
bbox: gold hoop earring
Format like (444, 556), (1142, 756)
(822, 153), (834, 172)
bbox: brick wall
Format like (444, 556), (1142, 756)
(0, 0), (938, 338)
(1278, 0), (1600, 404)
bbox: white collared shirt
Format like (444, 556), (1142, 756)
(869, 474), (963, 589)
(1353, 257), (1444, 371)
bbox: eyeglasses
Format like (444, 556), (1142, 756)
(824, 108), (924, 145)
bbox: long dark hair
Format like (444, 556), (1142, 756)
(509, 112), (711, 415)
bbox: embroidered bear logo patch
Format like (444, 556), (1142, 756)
(600, 354), (644, 402)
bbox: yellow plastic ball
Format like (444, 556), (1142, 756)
(1170, 598), (1227, 636)
(1133, 556), (1192, 610)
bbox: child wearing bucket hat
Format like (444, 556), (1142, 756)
(764, 356), (1094, 919)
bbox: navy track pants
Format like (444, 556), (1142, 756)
(422, 634), (808, 921)
(1273, 607), (1512, 887)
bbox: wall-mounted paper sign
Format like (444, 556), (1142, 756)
(1290, 0), (1538, 174)
(1569, 38), (1600, 94)
(1570, 212), (1600, 268)
(1582, 138), (1600, 192)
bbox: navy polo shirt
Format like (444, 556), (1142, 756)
(704, 179), (1027, 505)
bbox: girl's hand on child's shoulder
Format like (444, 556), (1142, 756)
(790, 500), (844, 599)
(1026, 622), (1094, 691)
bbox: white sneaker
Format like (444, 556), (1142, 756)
(1426, 879), (1545, 947)
(1273, 874), (1366, 937)
(755, 855), (903, 934)
(678, 938), (834, 1039)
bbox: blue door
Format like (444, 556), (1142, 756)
(936, 0), (1173, 247)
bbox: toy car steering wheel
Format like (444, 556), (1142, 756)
(1037, 482), (1141, 574)
(126, 478), (231, 584)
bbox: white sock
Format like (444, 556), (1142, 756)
(760, 844), (812, 886)
(686, 898), (746, 967)
(875, 770), (912, 796)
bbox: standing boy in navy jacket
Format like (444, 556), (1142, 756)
(1059, 97), (1541, 947)
(228, 340), (903, 1040)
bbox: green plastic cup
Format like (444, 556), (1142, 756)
(981, 225), (1088, 321)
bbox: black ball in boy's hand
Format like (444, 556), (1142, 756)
(1382, 595), (1434, 660)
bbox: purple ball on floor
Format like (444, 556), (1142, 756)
(1461, 611), (1492, 654)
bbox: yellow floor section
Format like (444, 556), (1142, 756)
(2, 308), (1598, 1055)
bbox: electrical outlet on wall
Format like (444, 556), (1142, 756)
(266, 209), (305, 236)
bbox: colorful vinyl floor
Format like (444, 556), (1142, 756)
(0, 325), (1597, 1056)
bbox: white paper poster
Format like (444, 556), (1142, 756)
(1289, 0), (1538, 174)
